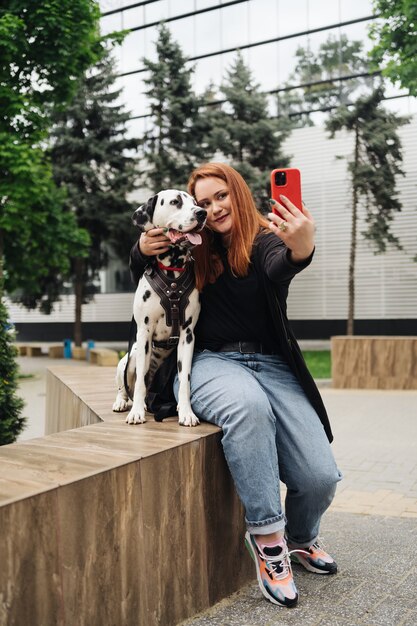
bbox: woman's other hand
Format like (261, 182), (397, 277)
(268, 196), (315, 263)
(139, 228), (171, 256)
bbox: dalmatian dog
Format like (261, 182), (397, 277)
(112, 190), (207, 426)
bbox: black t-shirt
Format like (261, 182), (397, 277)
(195, 232), (305, 351)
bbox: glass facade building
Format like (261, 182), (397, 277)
(9, 0), (417, 340)
(99, 0), (416, 139)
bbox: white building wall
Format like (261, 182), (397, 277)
(7, 293), (134, 324)
(284, 116), (417, 320)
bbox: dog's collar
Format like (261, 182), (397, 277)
(157, 261), (186, 273)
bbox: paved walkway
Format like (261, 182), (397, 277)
(325, 389), (417, 518)
(15, 354), (417, 625)
(180, 512), (416, 626)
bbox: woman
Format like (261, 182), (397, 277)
(130, 163), (342, 609)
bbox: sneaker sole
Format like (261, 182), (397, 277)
(245, 535), (299, 607)
(290, 553), (337, 575)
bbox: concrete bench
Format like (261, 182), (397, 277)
(331, 335), (417, 389)
(89, 347), (119, 366)
(0, 366), (252, 626)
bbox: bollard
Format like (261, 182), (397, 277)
(63, 339), (72, 359)
(86, 339), (95, 361)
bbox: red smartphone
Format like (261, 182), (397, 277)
(270, 168), (302, 217)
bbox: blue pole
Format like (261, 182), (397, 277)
(64, 339), (72, 359)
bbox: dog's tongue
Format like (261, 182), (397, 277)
(168, 230), (202, 245)
(185, 232), (202, 245)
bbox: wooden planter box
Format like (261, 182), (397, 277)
(331, 336), (417, 389)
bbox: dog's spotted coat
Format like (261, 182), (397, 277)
(112, 190), (207, 426)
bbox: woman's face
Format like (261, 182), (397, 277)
(194, 176), (233, 240)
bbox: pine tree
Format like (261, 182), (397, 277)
(141, 24), (212, 191)
(209, 52), (290, 211)
(0, 276), (25, 445)
(326, 87), (409, 335)
(50, 48), (140, 346)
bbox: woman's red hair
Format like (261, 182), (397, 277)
(187, 163), (269, 291)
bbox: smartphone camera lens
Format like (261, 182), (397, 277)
(275, 171), (287, 186)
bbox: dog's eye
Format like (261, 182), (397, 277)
(170, 199), (179, 206)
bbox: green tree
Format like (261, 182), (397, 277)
(0, 0), (102, 439)
(1, 150), (90, 313)
(278, 35), (374, 126)
(370, 0), (417, 95)
(326, 87), (409, 335)
(50, 49), (140, 346)
(210, 52), (290, 210)
(141, 24), (212, 191)
(0, 290), (25, 445)
(0, 0), (102, 302)
(0, 1), (102, 133)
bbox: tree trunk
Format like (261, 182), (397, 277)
(74, 257), (84, 347)
(347, 124), (359, 335)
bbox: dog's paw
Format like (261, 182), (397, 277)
(112, 397), (129, 412)
(178, 410), (200, 427)
(126, 409), (147, 425)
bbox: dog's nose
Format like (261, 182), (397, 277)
(194, 209), (207, 220)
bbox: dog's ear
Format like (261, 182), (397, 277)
(132, 194), (158, 231)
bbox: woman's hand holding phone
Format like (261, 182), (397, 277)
(269, 167), (315, 263)
(268, 195), (315, 264)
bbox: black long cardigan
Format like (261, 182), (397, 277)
(251, 240), (333, 442)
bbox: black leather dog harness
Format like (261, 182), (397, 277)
(144, 262), (195, 349)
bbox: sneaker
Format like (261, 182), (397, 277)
(289, 539), (337, 575)
(245, 532), (298, 608)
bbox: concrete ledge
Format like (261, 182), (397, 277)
(0, 366), (252, 626)
(331, 335), (417, 389)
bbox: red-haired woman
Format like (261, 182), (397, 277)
(130, 163), (342, 609)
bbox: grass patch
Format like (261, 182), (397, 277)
(302, 350), (331, 379)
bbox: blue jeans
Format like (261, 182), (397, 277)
(174, 351), (342, 547)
